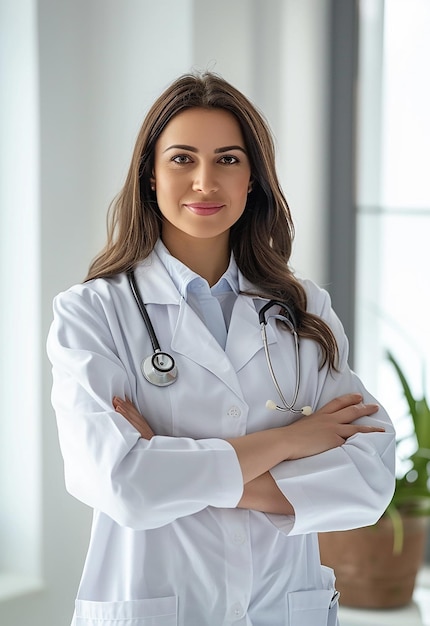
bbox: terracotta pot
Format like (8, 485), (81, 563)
(318, 516), (428, 608)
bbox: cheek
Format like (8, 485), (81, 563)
(156, 177), (185, 205)
(235, 175), (252, 204)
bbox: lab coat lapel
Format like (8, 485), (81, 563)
(226, 296), (277, 373)
(171, 300), (244, 398)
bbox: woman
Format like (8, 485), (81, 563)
(47, 72), (395, 626)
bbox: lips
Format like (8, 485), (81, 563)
(185, 202), (224, 216)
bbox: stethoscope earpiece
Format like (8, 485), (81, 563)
(301, 405), (313, 416)
(266, 400), (313, 415)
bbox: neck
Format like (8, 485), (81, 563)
(161, 229), (230, 286)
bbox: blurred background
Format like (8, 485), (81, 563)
(0, 0), (429, 623)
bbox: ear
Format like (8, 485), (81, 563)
(248, 179), (253, 194)
(150, 177), (156, 191)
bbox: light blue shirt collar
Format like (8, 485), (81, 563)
(154, 239), (239, 300)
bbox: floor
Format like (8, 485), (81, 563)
(338, 567), (430, 625)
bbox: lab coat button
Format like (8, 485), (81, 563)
(227, 406), (241, 417)
(230, 602), (244, 619)
(233, 532), (246, 545)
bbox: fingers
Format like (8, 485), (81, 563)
(341, 424), (385, 438)
(113, 396), (140, 418)
(113, 396), (133, 418)
(320, 393), (364, 413)
(112, 396), (155, 439)
(316, 393), (379, 424)
(331, 424), (385, 450)
(113, 395), (134, 410)
(112, 396), (121, 411)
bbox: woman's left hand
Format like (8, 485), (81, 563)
(113, 396), (155, 439)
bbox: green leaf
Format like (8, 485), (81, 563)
(387, 351), (417, 419)
(386, 350), (430, 517)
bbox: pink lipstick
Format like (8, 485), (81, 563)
(185, 203), (224, 216)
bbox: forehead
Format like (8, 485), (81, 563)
(156, 107), (245, 149)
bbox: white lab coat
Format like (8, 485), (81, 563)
(47, 249), (395, 626)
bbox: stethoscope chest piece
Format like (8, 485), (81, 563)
(141, 350), (177, 387)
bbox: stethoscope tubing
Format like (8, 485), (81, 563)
(127, 270), (161, 353)
(259, 301), (302, 413)
(127, 270), (310, 411)
(127, 270), (178, 386)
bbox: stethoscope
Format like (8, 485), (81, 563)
(127, 270), (178, 386)
(258, 300), (312, 415)
(127, 270), (312, 415)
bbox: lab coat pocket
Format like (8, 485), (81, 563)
(286, 588), (339, 626)
(74, 596), (178, 626)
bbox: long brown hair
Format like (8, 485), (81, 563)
(86, 72), (338, 369)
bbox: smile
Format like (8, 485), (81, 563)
(185, 203), (224, 216)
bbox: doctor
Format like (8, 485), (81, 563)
(47, 72), (395, 626)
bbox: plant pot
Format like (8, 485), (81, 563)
(318, 516), (428, 608)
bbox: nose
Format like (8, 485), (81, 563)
(192, 163), (219, 194)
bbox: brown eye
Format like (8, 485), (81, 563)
(218, 155), (239, 165)
(172, 154), (192, 164)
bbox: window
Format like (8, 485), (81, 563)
(0, 0), (42, 595)
(355, 0), (430, 433)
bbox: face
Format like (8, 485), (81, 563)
(152, 107), (252, 247)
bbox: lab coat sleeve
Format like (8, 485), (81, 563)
(47, 287), (244, 531)
(267, 281), (396, 536)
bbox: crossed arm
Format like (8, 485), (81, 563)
(112, 394), (384, 516)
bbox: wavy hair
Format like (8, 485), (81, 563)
(85, 72), (338, 369)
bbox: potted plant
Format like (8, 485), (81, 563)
(318, 350), (430, 608)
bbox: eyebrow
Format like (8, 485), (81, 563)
(163, 144), (247, 154)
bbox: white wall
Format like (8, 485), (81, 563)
(0, 1), (330, 623)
